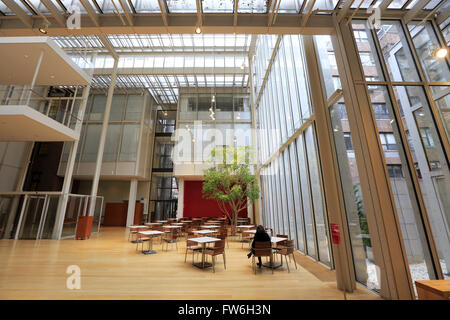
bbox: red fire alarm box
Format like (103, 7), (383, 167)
(330, 223), (340, 245)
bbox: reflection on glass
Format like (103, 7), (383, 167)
(238, 0), (268, 13)
(81, 124), (101, 161)
(289, 143), (305, 252)
(296, 134), (315, 257)
(368, 85), (436, 283)
(119, 124), (140, 161)
(202, 0), (234, 13)
(408, 22), (450, 82)
(166, 0), (197, 13)
(330, 102), (380, 291)
(352, 21), (385, 81)
(393, 86), (450, 278)
(283, 149), (298, 243)
(433, 90), (450, 142)
(314, 35), (341, 99)
(376, 21), (420, 82)
(305, 125), (330, 265)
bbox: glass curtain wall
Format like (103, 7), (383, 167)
(349, 19), (450, 283)
(255, 35), (332, 266)
(314, 34), (380, 291)
(61, 93), (145, 165)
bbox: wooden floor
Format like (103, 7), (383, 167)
(0, 227), (380, 300)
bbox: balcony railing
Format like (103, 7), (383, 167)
(0, 192), (103, 240)
(0, 86), (84, 130)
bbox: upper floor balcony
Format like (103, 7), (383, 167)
(0, 37), (91, 142)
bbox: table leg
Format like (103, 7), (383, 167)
(131, 230), (143, 244)
(193, 242), (212, 269)
(142, 235), (157, 254)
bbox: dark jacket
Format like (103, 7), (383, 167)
(251, 231), (271, 249)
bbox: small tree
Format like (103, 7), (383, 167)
(202, 146), (260, 232)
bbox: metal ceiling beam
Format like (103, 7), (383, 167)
(378, 0), (393, 12)
(268, 0), (278, 27)
(300, 0), (317, 27)
(158, 0), (169, 27)
(404, 0), (432, 23)
(99, 34), (118, 60)
(117, 0), (134, 26)
(234, 0), (239, 26)
(0, 14), (335, 36)
(436, 1), (450, 25)
(79, 0), (100, 27)
(1, 0), (33, 28)
(40, 0), (66, 27)
(196, 0), (202, 26)
(337, 0), (355, 23)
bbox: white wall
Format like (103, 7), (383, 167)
(0, 142), (30, 191)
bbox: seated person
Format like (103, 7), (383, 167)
(247, 225), (271, 268)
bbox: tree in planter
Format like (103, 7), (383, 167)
(202, 146), (260, 233)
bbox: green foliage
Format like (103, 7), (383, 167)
(202, 146), (260, 226)
(353, 184), (371, 248)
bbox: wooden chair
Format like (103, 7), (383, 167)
(185, 237), (201, 263)
(274, 240), (297, 272)
(135, 230), (151, 252)
(252, 241), (274, 274)
(162, 228), (179, 251)
(241, 230), (254, 248)
(205, 240), (226, 273)
(274, 234), (288, 250)
(127, 226), (138, 241)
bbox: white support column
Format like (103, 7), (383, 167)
(126, 179), (138, 226)
(3, 141), (34, 239)
(53, 85), (91, 239)
(88, 58), (119, 217)
(177, 178), (184, 219)
(248, 53), (261, 225)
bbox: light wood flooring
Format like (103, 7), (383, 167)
(0, 227), (380, 300)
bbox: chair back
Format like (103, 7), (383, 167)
(253, 241), (272, 257)
(284, 240), (295, 254)
(210, 240), (225, 254)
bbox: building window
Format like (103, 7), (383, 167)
(387, 164), (403, 178)
(379, 133), (398, 151)
(353, 30), (368, 42)
(373, 103), (390, 119)
(343, 133), (353, 150)
(420, 127), (434, 148)
(360, 52), (375, 66)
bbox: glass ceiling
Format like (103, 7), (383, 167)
(1, 0), (448, 16)
(54, 33), (251, 105)
(53, 34), (252, 53)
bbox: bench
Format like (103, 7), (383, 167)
(415, 280), (450, 300)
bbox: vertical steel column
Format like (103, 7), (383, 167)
(334, 17), (415, 299)
(88, 58), (119, 217)
(126, 179), (138, 226)
(303, 35), (355, 293)
(53, 85), (92, 239)
(248, 53), (261, 225)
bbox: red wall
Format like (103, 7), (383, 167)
(183, 180), (248, 218)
